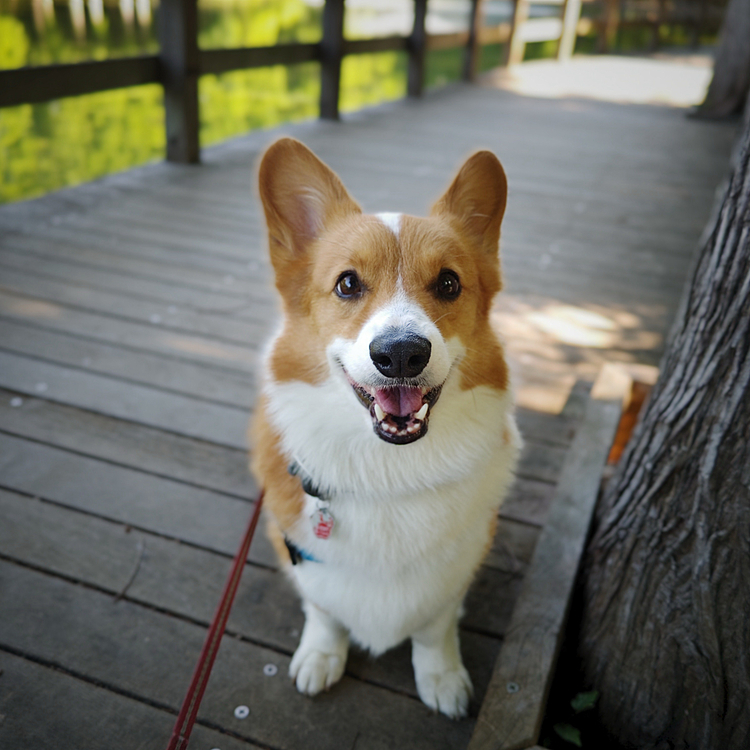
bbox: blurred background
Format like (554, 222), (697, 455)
(0, 0), (728, 204)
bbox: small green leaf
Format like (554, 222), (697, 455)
(553, 723), (582, 747)
(571, 689), (600, 713)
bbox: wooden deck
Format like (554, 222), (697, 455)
(0, 54), (735, 749)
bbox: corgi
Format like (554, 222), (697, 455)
(251, 138), (520, 719)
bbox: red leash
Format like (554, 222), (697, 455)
(167, 490), (265, 750)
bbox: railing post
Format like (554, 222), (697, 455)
(463, 0), (483, 81)
(505, 0), (530, 65)
(558, 0), (582, 60)
(320, 0), (345, 120)
(408, 0), (428, 97)
(159, 0), (200, 163)
(597, 0), (620, 52)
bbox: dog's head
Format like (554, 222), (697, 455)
(258, 138), (508, 446)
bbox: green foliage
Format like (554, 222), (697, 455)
(523, 39), (560, 62)
(2, 0), (427, 204)
(200, 63), (320, 146)
(554, 723), (583, 747)
(541, 688), (601, 748)
(571, 690), (599, 713)
(425, 48), (463, 89)
(1, 85), (165, 203)
(340, 52), (407, 113)
(0, 16), (29, 68)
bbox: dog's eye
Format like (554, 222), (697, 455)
(335, 271), (363, 299)
(435, 270), (461, 300)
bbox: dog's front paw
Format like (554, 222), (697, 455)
(289, 645), (346, 696)
(415, 665), (473, 719)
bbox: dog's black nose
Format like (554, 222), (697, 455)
(369, 333), (431, 378)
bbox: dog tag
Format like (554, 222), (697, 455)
(311, 505), (335, 539)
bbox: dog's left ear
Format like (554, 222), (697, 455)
(431, 150), (507, 256)
(258, 138), (361, 267)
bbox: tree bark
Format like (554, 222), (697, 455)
(695, 0), (750, 118)
(578, 119), (750, 747)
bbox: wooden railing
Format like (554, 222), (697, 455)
(1, 0), (587, 165)
(0, 0), (728, 168)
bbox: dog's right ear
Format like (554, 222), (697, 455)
(258, 138), (361, 266)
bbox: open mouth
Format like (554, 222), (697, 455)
(348, 377), (443, 445)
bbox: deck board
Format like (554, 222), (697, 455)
(0, 54), (735, 748)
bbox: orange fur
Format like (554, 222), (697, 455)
(250, 395), (305, 533)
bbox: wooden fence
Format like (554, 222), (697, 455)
(0, 0), (724, 166)
(0, 0), (590, 164)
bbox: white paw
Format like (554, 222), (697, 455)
(289, 645), (346, 696)
(415, 665), (473, 719)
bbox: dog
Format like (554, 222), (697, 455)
(251, 137), (520, 719)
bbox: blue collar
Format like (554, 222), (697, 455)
(284, 536), (321, 565)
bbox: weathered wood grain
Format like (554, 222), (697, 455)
(0, 389), (254, 496)
(500, 478), (556, 528)
(0, 561), (475, 749)
(0, 350), (250, 448)
(468, 369), (628, 750)
(0, 432), (257, 558)
(0, 57), (735, 749)
(0, 241), (275, 313)
(0, 488), (505, 698)
(0, 320), (256, 408)
(0, 651), (262, 750)
(0, 289), (258, 373)
(0, 261), (272, 345)
(516, 439), (567, 485)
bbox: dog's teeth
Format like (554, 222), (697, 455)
(374, 404), (386, 421)
(415, 403), (429, 420)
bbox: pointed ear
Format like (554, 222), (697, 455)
(431, 150), (507, 255)
(258, 138), (360, 264)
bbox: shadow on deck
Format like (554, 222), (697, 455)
(0, 53), (736, 749)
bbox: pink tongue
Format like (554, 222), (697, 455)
(373, 387), (423, 417)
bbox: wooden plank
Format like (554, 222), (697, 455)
(0, 350), (250, 448)
(0, 430), (521, 646)
(500, 478), (557, 528)
(0, 389), (254, 497)
(463, 0), (484, 83)
(515, 407), (578, 447)
(200, 42), (321, 75)
(408, 0), (428, 97)
(0, 263), (271, 346)
(506, 0), (532, 65)
(342, 36), (409, 55)
(320, 0), (345, 121)
(0, 321), (255, 408)
(465, 567), (524, 637)
(0, 561), (476, 750)
(0, 432), (258, 557)
(12, 204), (267, 264)
(478, 24), (512, 45)
(0, 489), (503, 701)
(0, 652), (261, 750)
(558, 0), (583, 60)
(468, 366), (629, 750)
(0, 56), (160, 107)
(517, 438), (568, 485)
(0, 290), (258, 373)
(484, 519), (540, 576)
(159, 0), (200, 163)
(426, 31), (469, 52)
(0, 231), (275, 304)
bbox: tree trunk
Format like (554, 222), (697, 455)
(695, 0), (750, 118)
(578, 119), (750, 747)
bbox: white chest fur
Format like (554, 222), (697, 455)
(263, 370), (520, 654)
